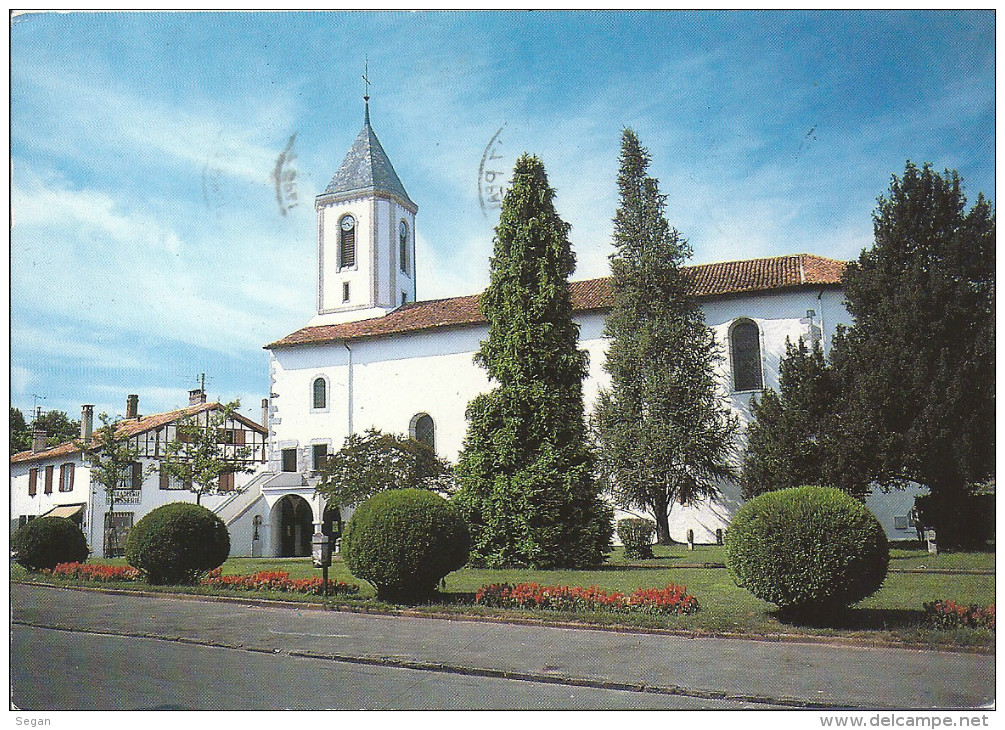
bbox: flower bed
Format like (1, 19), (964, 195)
(46, 562), (140, 582)
(924, 600), (995, 630)
(475, 582), (699, 615)
(200, 568), (360, 597)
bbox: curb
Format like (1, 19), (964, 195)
(13, 579), (994, 656)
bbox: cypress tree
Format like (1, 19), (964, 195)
(740, 338), (845, 499)
(593, 129), (737, 544)
(455, 153), (612, 568)
(828, 162), (994, 547)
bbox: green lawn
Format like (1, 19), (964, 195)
(12, 546), (994, 649)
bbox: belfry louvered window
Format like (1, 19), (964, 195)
(399, 220), (408, 274)
(730, 319), (763, 392)
(339, 215), (356, 269)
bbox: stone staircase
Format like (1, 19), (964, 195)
(214, 471), (273, 526)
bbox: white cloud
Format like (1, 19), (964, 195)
(14, 64), (295, 188)
(13, 172), (183, 255)
(11, 174), (291, 356)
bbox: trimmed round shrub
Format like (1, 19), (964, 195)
(13, 517), (89, 571)
(125, 502), (230, 585)
(342, 489), (470, 603)
(617, 518), (655, 560)
(725, 486), (889, 614)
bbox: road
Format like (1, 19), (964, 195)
(11, 583), (995, 710)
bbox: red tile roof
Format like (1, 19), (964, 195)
(11, 402), (266, 465)
(268, 254), (846, 350)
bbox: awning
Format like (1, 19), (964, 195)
(41, 504), (85, 519)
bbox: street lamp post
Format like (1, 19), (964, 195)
(312, 531), (332, 596)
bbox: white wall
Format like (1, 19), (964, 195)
(267, 286), (910, 544)
(11, 454), (91, 537)
(11, 451), (267, 558)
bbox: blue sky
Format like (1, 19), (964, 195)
(10, 10), (995, 425)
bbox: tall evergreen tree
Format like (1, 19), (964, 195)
(740, 338), (845, 499)
(828, 161), (995, 546)
(593, 129), (737, 545)
(455, 153), (612, 568)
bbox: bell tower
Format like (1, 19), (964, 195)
(312, 94), (417, 325)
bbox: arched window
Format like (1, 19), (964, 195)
(339, 214), (356, 269)
(730, 319), (763, 391)
(399, 220), (409, 274)
(410, 413), (435, 452)
(312, 377), (327, 409)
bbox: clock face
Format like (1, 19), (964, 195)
(341, 215), (356, 231)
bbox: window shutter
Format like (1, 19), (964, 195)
(131, 462), (143, 489)
(28, 468), (37, 496)
(160, 471), (170, 490)
(44, 465), (54, 494)
(234, 429), (246, 446)
(218, 472), (234, 492)
(68, 463), (74, 490)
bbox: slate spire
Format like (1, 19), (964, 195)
(323, 100), (413, 207)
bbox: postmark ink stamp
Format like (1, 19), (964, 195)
(478, 125), (512, 218)
(272, 132), (300, 217)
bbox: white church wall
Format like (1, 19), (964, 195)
(270, 284), (911, 544)
(269, 325), (493, 465)
(226, 496), (271, 558)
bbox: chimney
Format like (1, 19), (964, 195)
(189, 388), (207, 406)
(31, 427), (47, 454)
(126, 394), (139, 420)
(81, 405), (94, 442)
(261, 398), (269, 429)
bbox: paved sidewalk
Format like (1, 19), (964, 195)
(13, 583), (995, 709)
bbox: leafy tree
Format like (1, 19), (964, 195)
(11, 408), (80, 450)
(11, 407), (30, 453)
(36, 410), (81, 447)
(455, 153), (613, 568)
(593, 129), (738, 544)
(828, 161), (994, 547)
(315, 428), (453, 507)
(741, 338), (844, 499)
(83, 413), (143, 520)
(159, 403), (255, 505)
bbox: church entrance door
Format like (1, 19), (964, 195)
(277, 495), (312, 557)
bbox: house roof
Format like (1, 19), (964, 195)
(267, 253), (846, 350)
(321, 106), (414, 207)
(11, 402), (267, 465)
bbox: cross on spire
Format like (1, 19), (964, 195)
(362, 57), (371, 124)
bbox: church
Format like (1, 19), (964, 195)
(222, 101), (921, 556)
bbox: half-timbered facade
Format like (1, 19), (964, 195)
(10, 392), (267, 558)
